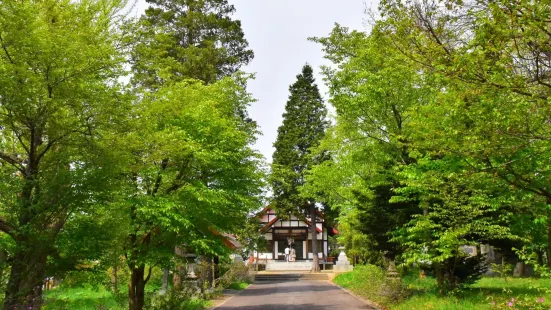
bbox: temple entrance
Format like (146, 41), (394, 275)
(273, 227), (308, 260)
(276, 239), (304, 260)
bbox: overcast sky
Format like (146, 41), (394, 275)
(131, 1), (373, 162)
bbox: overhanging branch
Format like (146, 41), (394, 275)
(0, 152), (25, 173)
(0, 218), (16, 238)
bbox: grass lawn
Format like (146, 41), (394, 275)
(334, 266), (551, 310)
(43, 285), (212, 310)
(43, 286), (123, 310)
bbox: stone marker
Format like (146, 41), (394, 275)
(334, 246), (354, 272)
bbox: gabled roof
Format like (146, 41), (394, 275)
(260, 216), (279, 233)
(257, 205), (338, 235)
(304, 219), (323, 233)
(209, 227), (241, 250)
(260, 216), (323, 234)
(257, 205), (275, 217)
(222, 233), (241, 250)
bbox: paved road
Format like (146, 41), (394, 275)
(214, 280), (374, 310)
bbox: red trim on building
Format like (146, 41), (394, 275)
(304, 219), (323, 233)
(260, 216), (279, 233)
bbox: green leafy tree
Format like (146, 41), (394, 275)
(380, 0), (551, 267)
(122, 78), (263, 310)
(132, 0), (253, 88)
(0, 1), (129, 308)
(305, 25), (425, 264)
(308, 22), (521, 290)
(271, 64), (328, 272)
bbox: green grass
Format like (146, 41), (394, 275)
(43, 286), (123, 310)
(334, 266), (551, 310)
(43, 285), (212, 310)
(228, 282), (249, 290)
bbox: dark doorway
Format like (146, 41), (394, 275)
(277, 239), (305, 260)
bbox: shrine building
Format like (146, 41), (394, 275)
(255, 206), (338, 261)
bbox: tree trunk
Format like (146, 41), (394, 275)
(205, 257), (213, 288)
(0, 249), (8, 287)
(310, 203), (320, 273)
(547, 222), (551, 268)
(3, 240), (48, 310)
(214, 256), (220, 281)
(128, 266), (147, 310)
(434, 263), (444, 293)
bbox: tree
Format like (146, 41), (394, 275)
(306, 23), (521, 290)
(379, 0), (551, 267)
(122, 78), (263, 310)
(125, 1), (258, 306)
(271, 64), (328, 272)
(0, 1), (129, 308)
(305, 25), (426, 264)
(132, 0), (253, 88)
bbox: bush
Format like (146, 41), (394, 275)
(147, 282), (206, 310)
(215, 262), (252, 289)
(435, 254), (488, 292)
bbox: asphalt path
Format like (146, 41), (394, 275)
(214, 280), (374, 310)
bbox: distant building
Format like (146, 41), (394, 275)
(255, 206), (338, 260)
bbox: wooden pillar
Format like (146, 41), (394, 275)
(272, 229), (275, 259)
(305, 228), (309, 259)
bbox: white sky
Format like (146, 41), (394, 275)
(130, 1), (373, 162)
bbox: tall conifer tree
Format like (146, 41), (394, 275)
(271, 64), (328, 272)
(132, 0), (253, 88)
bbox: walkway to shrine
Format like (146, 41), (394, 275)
(213, 279), (374, 310)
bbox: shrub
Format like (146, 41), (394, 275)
(215, 262), (252, 289)
(147, 282), (202, 310)
(435, 254), (488, 292)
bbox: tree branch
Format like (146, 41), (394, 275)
(0, 218), (16, 238)
(144, 265), (153, 284)
(0, 34), (15, 64)
(0, 152), (25, 173)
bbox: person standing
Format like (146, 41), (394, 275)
(285, 246), (290, 262)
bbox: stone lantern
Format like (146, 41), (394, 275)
(333, 246), (354, 272)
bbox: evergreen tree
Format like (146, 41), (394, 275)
(132, 0), (253, 87)
(271, 65), (328, 272)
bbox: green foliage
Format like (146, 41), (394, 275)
(308, 0), (551, 294)
(43, 286), (124, 310)
(490, 258), (513, 282)
(228, 282), (249, 291)
(120, 76), (264, 308)
(0, 0), (130, 306)
(271, 64), (328, 214)
(337, 269), (551, 310)
(334, 265), (410, 306)
(147, 279), (210, 310)
(132, 0), (253, 87)
(379, 0), (551, 267)
(306, 25), (426, 264)
(123, 77), (263, 261)
(270, 64), (329, 271)
(215, 262), (252, 290)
